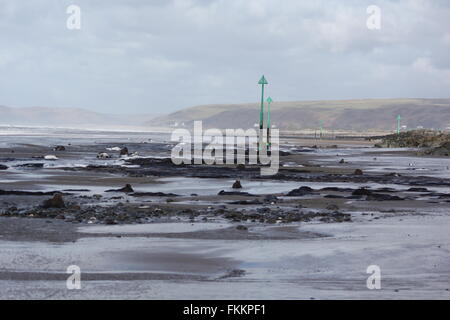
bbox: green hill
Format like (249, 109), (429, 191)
(147, 99), (450, 131)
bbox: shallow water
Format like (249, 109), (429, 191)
(78, 222), (231, 234)
(1, 214), (450, 299)
(0, 126), (170, 147)
(311, 147), (450, 178)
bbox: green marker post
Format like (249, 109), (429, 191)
(258, 75), (268, 150)
(319, 120), (324, 139)
(266, 96), (273, 150)
(397, 115), (401, 135)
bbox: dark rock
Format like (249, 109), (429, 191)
(131, 191), (178, 197)
(15, 163), (44, 168)
(105, 184), (134, 193)
(120, 147), (129, 156)
(42, 194), (66, 208)
(285, 212), (303, 222)
(366, 193), (404, 201)
(425, 141), (450, 156)
(230, 199), (262, 205)
(320, 187), (354, 192)
(376, 130), (450, 149)
(353, 169), (363, 175)
(218, 269), (246, 279)
(97, 152), (111, 159)
(232, 180), (242, 189)
(352, 188), (372, 196)
(53, 145), (66, 151)
(104, 217), (117, 225)
(291, 148), (315, 153)
(339, 159), (346, 164)
(0, 190), (65, 196)
(332, 212), (351, 222)
(0, 164), (8, 170)
(286, 186), (315, 196)
(346, 195), (363, 199)
(263, 195), (278, 203)
(326, 204), (339, 211)
(385, 172), (401, 177)
(224, 212), (244, 221)
(407, 187), (429, 192)
(375, 187), (397, 192)
(257, 207), (271, 214)
(324, 195), (345, 199)
(236, 225), (248, 231)
(218, 190), (254, 196)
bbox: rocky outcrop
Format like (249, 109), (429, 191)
(374, 130), (450, 156)
(218, 190), (254, 196)
(0, 190), (67, 196)
(97, 152), (111, 159)
(42, 194), (66, 208)
(423, 141), (450, 156)
(375, 130), (449, 148)
(286, 186), (315, 196)
(105, 184), (134, 193)
(351, 188), (404, 201)
(232, 180), (242, 189)
(131, 191), (178, 197)
(15, 163), (44, 168)
(352, 188), (372, 196)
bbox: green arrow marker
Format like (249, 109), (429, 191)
(266, 96), (273, 149)
(319, 120), (324, 139)
(258, 75), (268, 151)
(397, 115), (401, 135)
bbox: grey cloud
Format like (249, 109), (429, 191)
(0, 0), (449, 114)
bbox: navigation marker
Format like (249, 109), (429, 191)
(258, 75), (268, 150)
(319, 120), (324, 139)
(266, 96), (273, 149)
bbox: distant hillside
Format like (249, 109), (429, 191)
(147, 99), (450, 131)
(0, 106), (156, 130)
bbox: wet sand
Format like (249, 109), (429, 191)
(1, 128), (450, 299)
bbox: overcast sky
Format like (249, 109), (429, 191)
(1, 0), (449, 114)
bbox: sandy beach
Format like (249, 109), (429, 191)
(1, 127), (449, 299)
